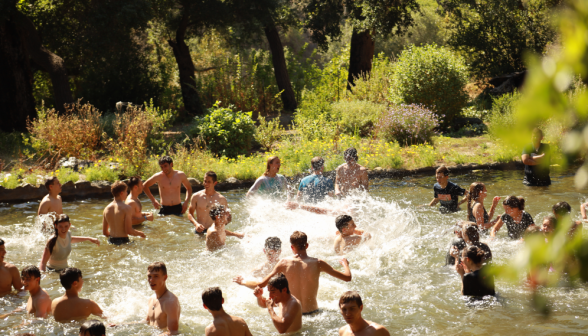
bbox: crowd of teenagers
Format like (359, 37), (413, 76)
(1, 128), (586, 336)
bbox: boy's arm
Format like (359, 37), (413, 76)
(429, 198), (440, 206)
(187, 195), (205, 231)
(180, 173), (192, 214)
(35, 295), (52, 318)
(581, 202), (587, 220)
(125, 209), (146, 238)
(90, 300), (104, 318)
(253, 287), (267, 308)
(267, 299), (298, 333)
(225, 230), (244, 239)
(37, 199), (49, 216)
(318, 258), (351, 282)
(163, 299), (180, 335)
(102, 211), (110, 237)
(10, 266), (22, 291)
(143, 175), (161, 209)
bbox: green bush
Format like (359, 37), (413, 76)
(83, 164), (120, 182)
(487, 92), (521, 138)
(350, 54), (394, 104)
(390, 44), (469, 128)
(196, 102), (255, 158)
(254, 115), (284, 151)
(331, 100), (387, 137)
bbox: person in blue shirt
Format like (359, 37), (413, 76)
(428, 166), (467, 213)
(297, 157), (334, 203)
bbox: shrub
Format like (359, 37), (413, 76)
(487, 92), (521, 138)
(254, 115), (284, 151)
(196, 102), (255, 158)
(331, 100), (387, 137)
(83, 163), (120, 182)
(350, 54), (394, 104)
(376, 104), (439, 146)
(390, 44), (469, 127)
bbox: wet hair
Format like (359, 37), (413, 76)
(60, 267), (82, 290)
(462, 224), (480, 243)
(311, 157), (325, 171)
(21, 265), (41, 280)
(0, 238), (4, 246)
(209, 204), (226, 220)
(202, 287), (223, 311)
(264, 156), (280, 176)
(265, 237), (281, 251)
(532, 127), (544, 139)
(147, 261), (167, 276)
(344, 148), (359, 162)
(335, 215), (353, 233)
(436, 165), (449, 176)
(543, 215), (557, 229)
(339, 290), (363, 307)
(268, 273), (290, 294)
(553, 201), (571, 217)
(503, 196), (525, 210)
(44, 176), (58, 191)
(205, 171), (218, 183)
(79, 320), (105, 336)
(158, 155), (173, 165)
(47, 213), (70, 254)
(127, 176), (141, 190)
(467, 182), (486, 220)
(111, 180), (128, 197)
(462, 246), (485, 265)
(290, 231), (307, 250)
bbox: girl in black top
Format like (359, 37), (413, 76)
(491, 196), (534, 240)
(455, 246), (495, 297)
(467, 182), (500, 230)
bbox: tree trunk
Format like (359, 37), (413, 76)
(12, 11), (72, 113)
(347, 28), (375, 91)
(168, 12), (204, 116)
(264, 20), (297, 112)
(0, 17), (36, 132)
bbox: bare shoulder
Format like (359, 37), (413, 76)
(3, 262), (18, 272)
(359, 165), (368, 172)
(368, 321), (390, 335)
(205, 323), (218, 336)
(338, 325), (350, 335)
(176, 170), (188, 178)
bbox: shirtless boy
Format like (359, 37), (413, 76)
(202, 287), (252, 336)
(125, 176), (154, 225)
(233, 237), (282, 289)
(51, 268), (104, 322)
(22, 266), (51, 318)
(254, 273), (302, 334)
(335, 148), (369, 197)
(143, 156), (192, 216)
(0, 239), (22, 296)
(206, 204), (244, 251)
(145, 262), (181, 335)
(338, 291), (390, 336)
(188, 171), (230, 235)
(255, 231), (352, 314)
(38, 177), (63, 215)
(102, 181), (146, 245)
(334, 215), (371, 255)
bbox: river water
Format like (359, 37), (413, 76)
(2, 168), (588, 335)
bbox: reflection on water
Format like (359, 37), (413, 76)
(1, 168), (588, 335)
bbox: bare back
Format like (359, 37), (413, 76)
(38, 195), (63, 216)
(51, 296), (102, 322)
(205, 314), (252, 336)
(27, 288), (51, 317)
(276, 256), (321, 313)
(103, 200), (132, 238)
(336, 163), (368, 196)
(206, 225), (227, 251)
(190, 191), (228, 230)
(150, 171), (186, 206)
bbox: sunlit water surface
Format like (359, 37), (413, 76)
(1, 168), (588, 335)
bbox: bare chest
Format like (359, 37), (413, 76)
(147, 299), (167, 327)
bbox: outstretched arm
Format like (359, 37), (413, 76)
(319, 258), (351, 282)
(428, 198), (440, 207)
(71, 236), (100, 245)
(225, 230), (244, 239)
(254, 260), (285, 288)
(233, 276), (260, 290)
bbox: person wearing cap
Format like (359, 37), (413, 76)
(335, 148), (368, 197)
(297, 156), (334, 203)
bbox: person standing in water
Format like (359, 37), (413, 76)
(297, 157), (334, 203)
(455, 246), (495, 297)
(427, 166), (467, 213)
(188, 171), (231, 235)
(206, 204), (244, 251)
(22, 266), (51, 318)
(335, 148), (369, 197)
(38, 177), (63, 215)
(0, 239), (22, 296)
(247, 156), (289, 198)
(467, 182), (500, 230)
(338, 291), (390, 336)
(254, 231), (352, 315)
(450, 224), (492, 264)
(125, 176), (154, 225)
(103, 181), (146, 245)
(253, 273), (302, 334)
(145, 262), (181, 335)
(51, 268), (104, 322)
(334, 215), (371, 255)
(233, 237), (282, 289)
(202, 287), (253, 336)
(490, 196), (534, 240)
(39, 213), (100, 271)
(551, 201), (582, 236)
(143, 156), (193, 215)
(521, 128), (552, 186)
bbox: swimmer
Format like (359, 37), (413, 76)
(254, 231), (352, 314)
(455, 246), (495, 297)
(206, 204), (244, 251)
(202, 287), (252, 336)
(143, 156), (193, 216)
(490, 196), (534, 240)
(247, 156), (289, 198)
(253, 273), (302, 334)
(445, 224), (466, 266)
(451, 223), (492, 263)
(338, 291), (390, 336)
(22, 266), (51, 318)
(334, 215), (371, 255)
(51, 268), (104, 322)
(102, 181), (146, 245)
(0, 239), (23, 296)
(552, 201), (583, 236)
(125, 176), (154, 225)
(79, 320), (106, 336)
(38, 177), (63, 216)
(427, 165), (467, 213)
(541, 215), (557, 236)
(233, 237), (282, 289)
(145, 262), (180, 335)
(39, 213), (100, 271)
(297, 156), (334, 203)
(466, 182), (500, 230)
(188, 171), (230, 235)
(335, 148), (368, 197)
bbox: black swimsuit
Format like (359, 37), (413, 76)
(501, 211), (534, 239)
(159, 204), (183, 216)
(468, 202), (489, 223)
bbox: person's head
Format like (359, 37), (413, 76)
(79, 320), (105, 336)
(21, 265), (41, 291)
(147, 262), (168, 291)
(45, 176), (62, 194)
(60, 268), (83, 291)
(203, 171), (218, 190)
(311, 157), (325, 173)
(552, 201), (571, 220)
(268, 273), (290, 302)
(127, 176), (143, 194)
(209, 204), (228, 223)
(202, 287), (223, 312)
(461, 246), (485, 267)
(158, 156), (174, 174)
(467, 182), (486, 216)
(264, 156), (281, 176)
(503, 196), (525, 216)
(462, 224), (480, 244)
(290, 231), (308, 252)
(542, 215), (557, 234)
(264, 237), (282, 260)
(532, 127), (544, 145)
(435, 166), (450, 184)
(111, 180), (128, 199)
(47, 213), (71, 254)
(344, 148), (359, 163)
(0, 239), (5, 261)
(335, 215), (356, 235)
(339, 291), (363, 324)
(524, 225), (543, 240)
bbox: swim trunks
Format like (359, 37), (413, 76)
(159, 204), (183, 216)
(302, 309), (321, 316)
(108, 237), (131, 245)
(194, 228), (208, 235)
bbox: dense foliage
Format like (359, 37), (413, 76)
(377, 104), (439, 145)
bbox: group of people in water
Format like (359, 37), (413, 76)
(1, 128), (586, 335)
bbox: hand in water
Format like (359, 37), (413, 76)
(340, 258), (349, 267)
(233, 276), (243, 285)
(151, 199), (161, 210)
(145, 212), (154, 221)
(253, 287), (263, 297)
(90, 238), (100, 246)
(137, 231), (146, 238)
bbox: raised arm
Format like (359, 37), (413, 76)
(318, 258), (351, 282)
(267, 299), (299, 333)
(253, 287), (268, 308)
(71, 236), (100, 245)
(143, 174), (161, 209)
(180, 173), (192, 214)
(487, 196), (500, 222)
